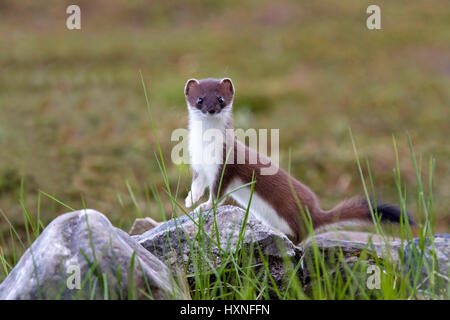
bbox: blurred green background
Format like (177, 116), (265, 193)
(0, 0), (448, 245)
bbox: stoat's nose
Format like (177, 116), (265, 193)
(208, 109), (216, 114)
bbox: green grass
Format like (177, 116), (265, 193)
(0, 126), (446, 299)
(0, 0), (448, 299)
(0, 73), (447, 300)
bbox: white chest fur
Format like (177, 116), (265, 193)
(188, 110), (226, 186)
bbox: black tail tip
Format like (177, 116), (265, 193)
(369, 200), (416, 226)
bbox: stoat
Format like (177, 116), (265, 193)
(183, 77), (415, 244)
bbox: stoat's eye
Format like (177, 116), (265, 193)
(197, 97), (203, 105)
(217, 96), (224, 104)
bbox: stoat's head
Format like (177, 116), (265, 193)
(184, 78), (234, 118)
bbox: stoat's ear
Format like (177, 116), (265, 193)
(220, 78), (234, 95)
(184, 78), (199, 96)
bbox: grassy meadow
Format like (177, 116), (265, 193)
(0, 0), (449, 294)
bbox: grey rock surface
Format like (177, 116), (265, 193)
(129, 217), (161, 236)
(403, 234), (449, 293)
(0, 209), (187, 300)
(135, 205), (421, 291)
(305, 231), (403, 262)
(4, 204), (445, 299)
(135, 205), (303, 288)
(301, 231), (401, 282)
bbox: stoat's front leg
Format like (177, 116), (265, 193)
(185, 171), (208, 208)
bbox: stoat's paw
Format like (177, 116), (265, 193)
(185, 192), (193, 208)
(191, 188), (203, 203)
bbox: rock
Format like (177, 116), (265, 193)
(315, 231), (401, 244)
(301, 230), (403, 276)
(134, 205), (303, 290)
(0, 209), (188, 300)
(403, 234), (449, 295)
(306, 231), (402, 261)
(134, 205), (413, 294)
(300, 230), (404, 294)
(129, 217), (161, 236)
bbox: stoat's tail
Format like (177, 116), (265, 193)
(318, 197), (416, 228)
